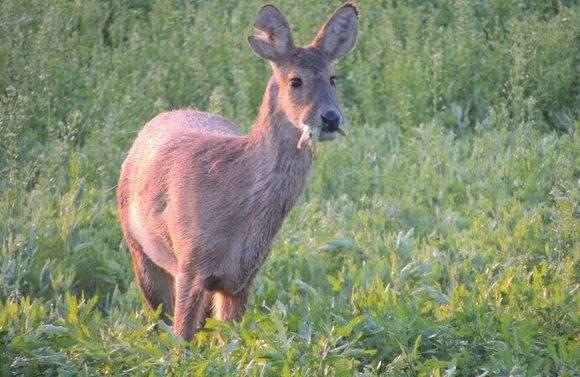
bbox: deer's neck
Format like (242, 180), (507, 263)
(242, 78), (312, 250)
(248, 77), (312, 180)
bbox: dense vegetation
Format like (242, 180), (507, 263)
(0, 0), (577, 375)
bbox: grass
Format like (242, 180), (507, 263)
(0, 0), (578, 375)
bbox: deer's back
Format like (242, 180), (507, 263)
(117, 109), (245, 274)
(136, 109), (241, 144)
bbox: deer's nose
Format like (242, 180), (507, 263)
(321, 111), (340, 131)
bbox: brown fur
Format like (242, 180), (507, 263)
(117, 3), (358, 340)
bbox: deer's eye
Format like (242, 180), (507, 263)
(290, 78), (303, 88)
(330, 76), (337, 87)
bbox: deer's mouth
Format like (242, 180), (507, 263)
(320, 125), (345, 141)
(297, 123), (345, 149)
(321, 122), (345, 135)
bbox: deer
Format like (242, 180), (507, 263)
(117, 3), (359, 341)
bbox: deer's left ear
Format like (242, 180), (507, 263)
(312, 3), (359, 62)
(248, 5), (295, 62)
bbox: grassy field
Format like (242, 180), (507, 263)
(0, 0), (578, 375)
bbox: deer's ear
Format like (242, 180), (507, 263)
(312, 3), (359, 62)
(247, 5), (294, 62)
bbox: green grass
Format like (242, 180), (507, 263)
(0, 0), (578, 375)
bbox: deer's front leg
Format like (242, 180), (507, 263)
(203, 246), (264, 294)
(203, 254), (256, 322)
(173, 268), (208, 341)
(211, 288), (250, 322)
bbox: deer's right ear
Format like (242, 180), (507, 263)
(247, 5), (294, 61)
(312, 3), (359, 62)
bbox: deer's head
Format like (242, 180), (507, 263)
(248, 3), (358, 144)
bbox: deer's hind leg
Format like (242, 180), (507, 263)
(125, 231), (175, 323)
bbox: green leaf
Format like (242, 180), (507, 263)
(335, 315), (364, 338)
